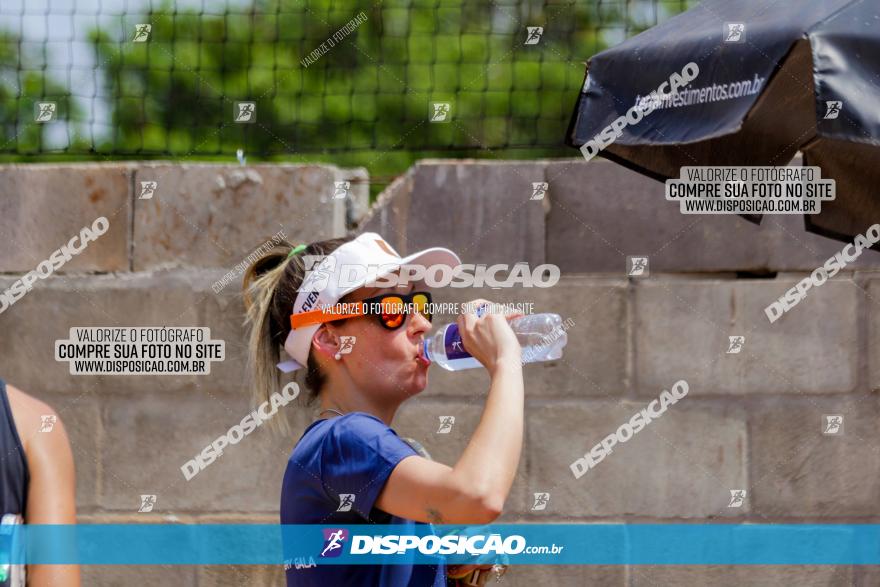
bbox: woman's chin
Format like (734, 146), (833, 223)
(404, 371), (428, 396)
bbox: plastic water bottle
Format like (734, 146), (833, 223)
(420, 313), (569, 371)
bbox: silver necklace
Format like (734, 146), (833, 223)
(318, 408), (345, 419)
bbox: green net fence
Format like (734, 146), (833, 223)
(0, 0), (695, 160)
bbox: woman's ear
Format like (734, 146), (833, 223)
(311, 325), (340, 360)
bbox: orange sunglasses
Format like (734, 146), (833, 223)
(290, 291), (434, 331)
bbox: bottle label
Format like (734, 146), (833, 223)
(444, 324), (472, 360)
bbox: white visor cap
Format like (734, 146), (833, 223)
(276, 232), (461, 373)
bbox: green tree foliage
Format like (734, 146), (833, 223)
(0, 30), (82, 155)
(0, 0), (696, 187)
(88, 0), (605, 158)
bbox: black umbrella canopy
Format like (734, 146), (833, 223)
(565, 0), (880, 247)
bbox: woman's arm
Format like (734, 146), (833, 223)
(376, 357), (523, 525)
(376, 304), (525, 525)
(8, 385), (81, 587)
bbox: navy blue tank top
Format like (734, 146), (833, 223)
(0, 380), (29, 517)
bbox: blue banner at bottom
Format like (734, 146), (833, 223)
(4, 524), (880, 565)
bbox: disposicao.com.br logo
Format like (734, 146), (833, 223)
(298, 256), (560, 291)
(318, 529), (562, 557)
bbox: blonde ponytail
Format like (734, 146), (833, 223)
(241, 236), (353, 434)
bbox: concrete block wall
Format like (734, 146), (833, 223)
(0, 163), (359, 587)
(2, 160), (879, 586)
(362, 157), (880, 274)
(364, 159), (880, 587)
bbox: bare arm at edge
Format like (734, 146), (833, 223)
(8, 384), (81, 587)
